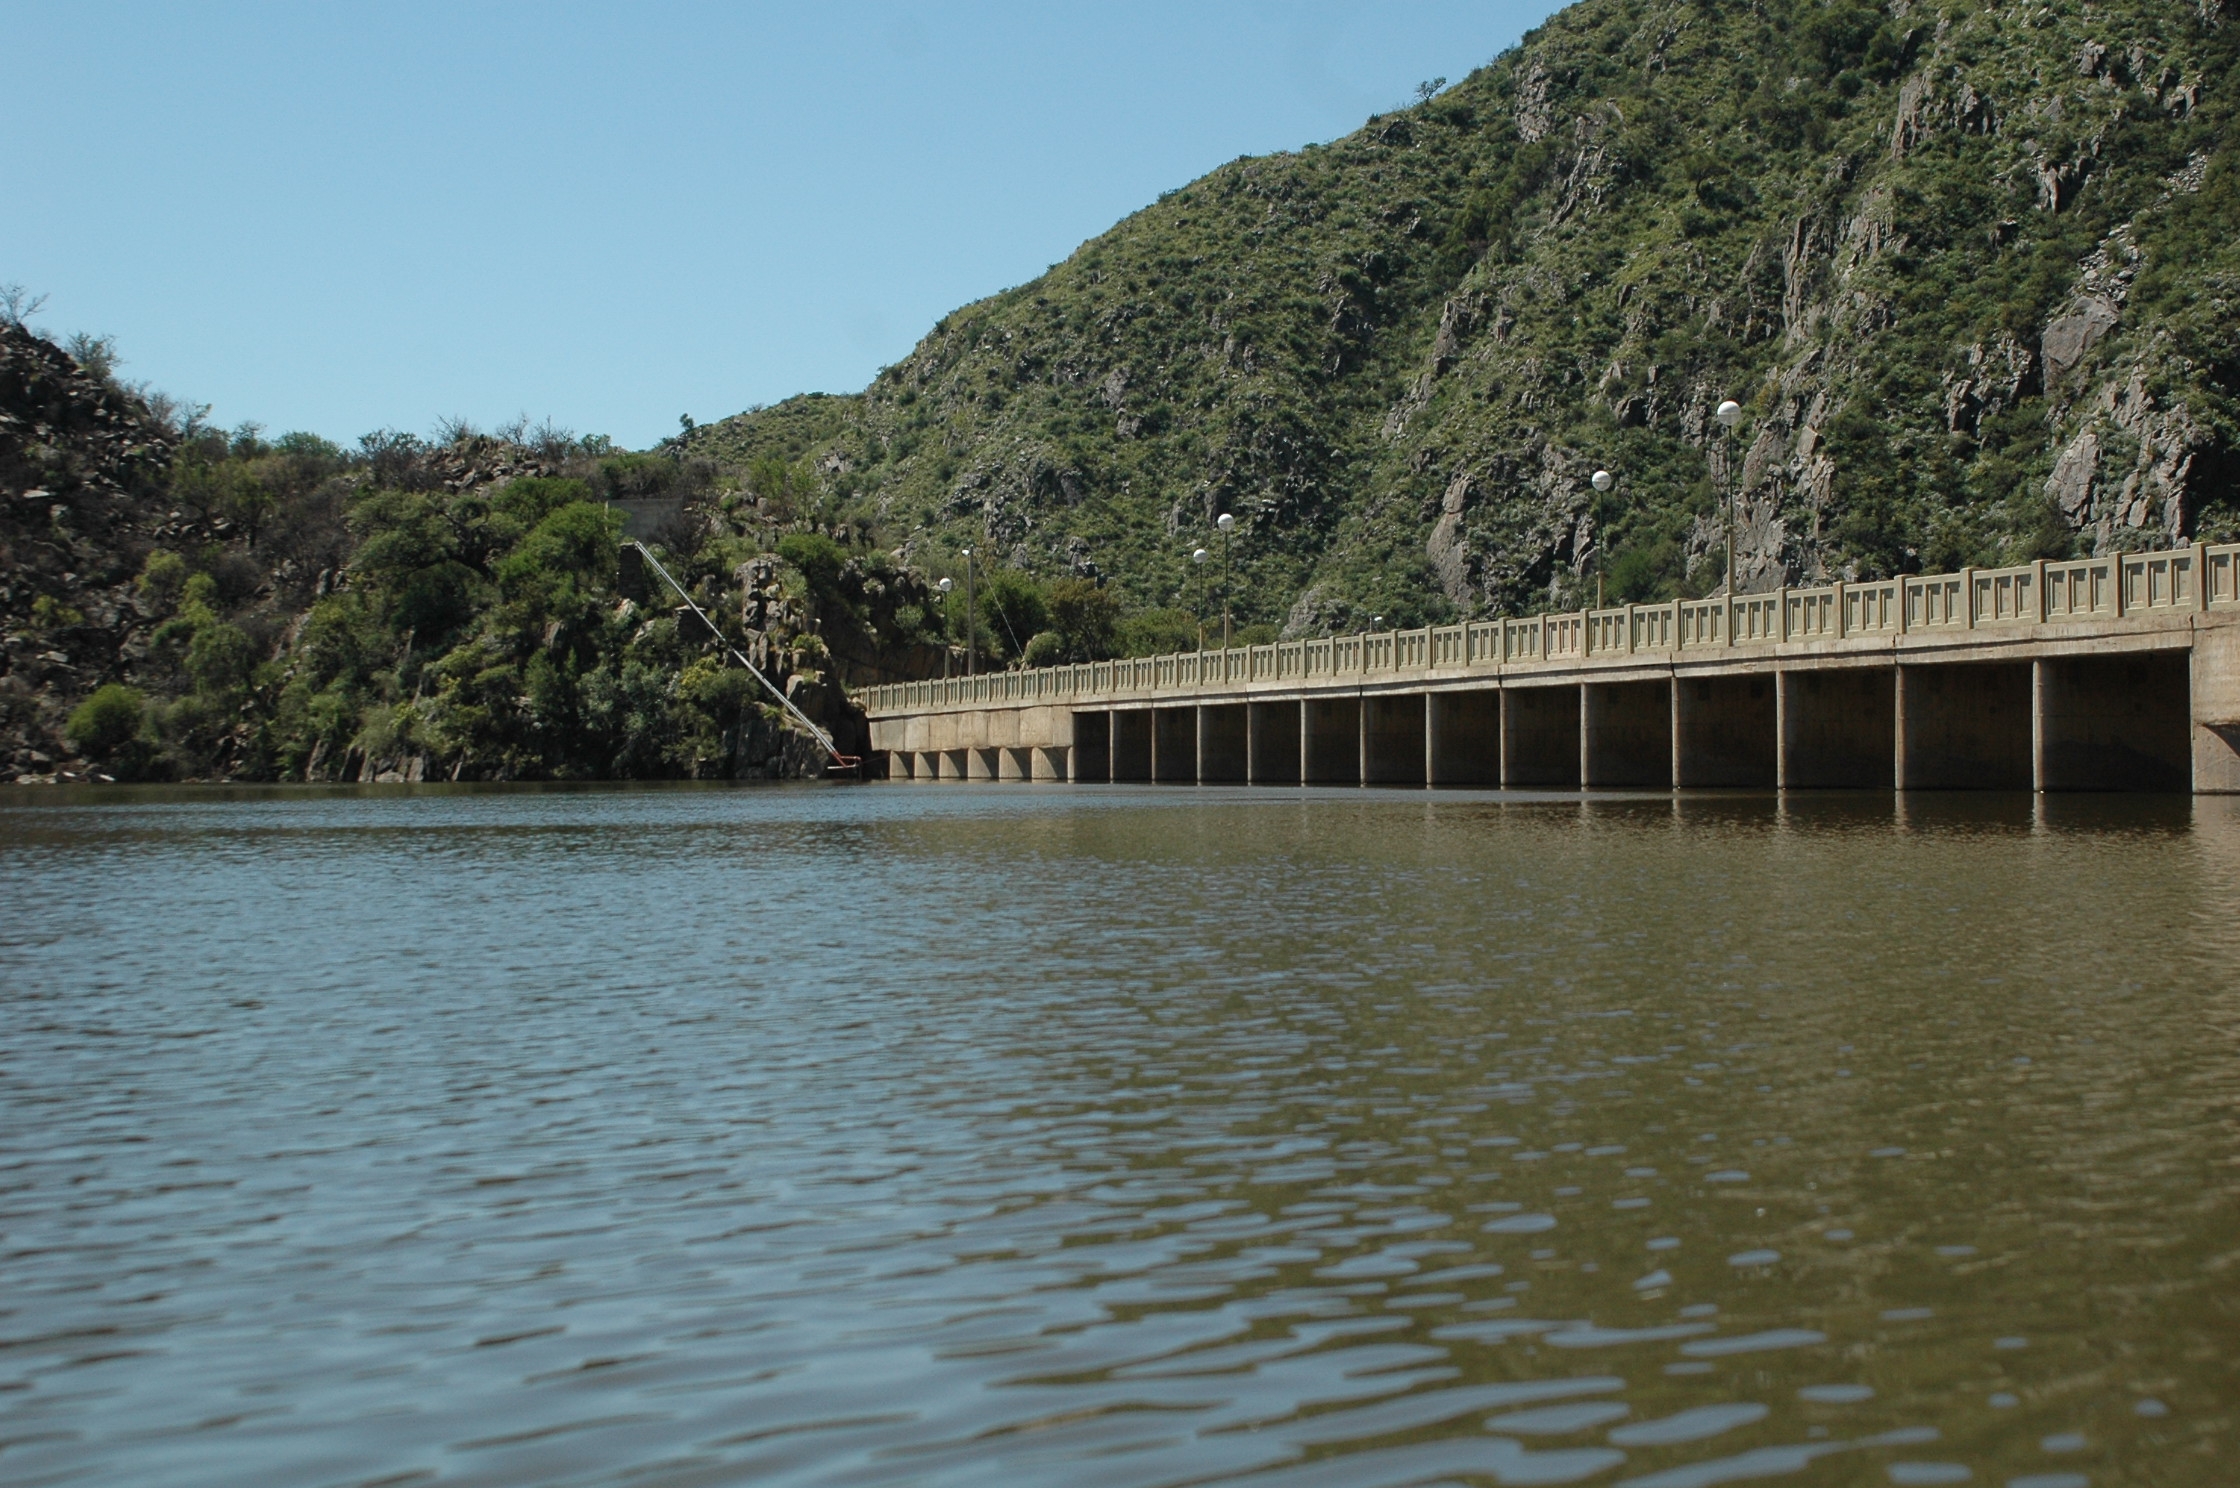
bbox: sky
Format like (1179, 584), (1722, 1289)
(5, 2), (1558, 450)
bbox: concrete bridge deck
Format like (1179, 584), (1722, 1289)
(860, 544), (2240, 793)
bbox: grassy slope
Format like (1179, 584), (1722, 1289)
(685, 0), (2240, 633)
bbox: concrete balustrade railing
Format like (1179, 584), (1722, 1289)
(861, 542), (2240, 717)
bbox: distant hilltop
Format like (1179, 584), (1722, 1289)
(685, 0), (2238, 630)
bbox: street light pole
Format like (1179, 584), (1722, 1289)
(1192, 547), (1209, 651)
(961, 546), (976, 676)
(938, 577), (954, 677)
(1715, 400), (1743, 596)
(1216, 512), (1236, 649)
(1590, 469), (1614, 609)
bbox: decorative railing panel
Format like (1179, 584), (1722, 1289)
(1504, 618), (1542, 662)
(2122, 548), (2196, 612)
(2209, 545), (2240, 608)
(1845, 580), (1900, 634)
(2043, 558), (2115, 619)
(1735, 595), (1781, 643)
(1905, 573), (1968, 630)
(1786, 587), (1838, 639)
(1678, 599), (1726, 649)
(1972, 565), (2037, 625)
(1546, 614), (1585, 659)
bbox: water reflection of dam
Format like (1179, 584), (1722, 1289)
(863, 545), (2240, 792)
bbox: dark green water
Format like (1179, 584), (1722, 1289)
(3, 784), (2236, 1488)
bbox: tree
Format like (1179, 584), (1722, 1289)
(66, 685), (147, 762)
(0, 283), (46, 326)
(976, 571), (1050, 664)
(495, 502), (624, 604)
(1045, 577), (1120, 661)
(1116, 608), (1198, 657)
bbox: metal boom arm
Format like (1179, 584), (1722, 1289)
(625, 541), (855, 767)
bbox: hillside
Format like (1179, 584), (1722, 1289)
(686, 0), (2240, 634)
(0, 320), (891, 782)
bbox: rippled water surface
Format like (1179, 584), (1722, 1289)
(5, 783), (2239, 1488)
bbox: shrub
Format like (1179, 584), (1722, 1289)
(179, 571), (220, 624)
(776, 531), (847, 594)
(598, 453), (678, 500)
(1116, 608), (1199, 657)
(186, 623), (256, 694)
(496, 502), (623, 602)
(392, 560), (481, 641)
(137, 550), (189, 611)
(29, 595), (85, 630)
(1020, 630), (1066, 667)
(492, 476), (594, 529)
(65, 684), (145, 757)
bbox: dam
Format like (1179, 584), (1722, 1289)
(860, 544), (2240, 793)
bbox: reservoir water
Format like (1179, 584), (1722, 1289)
(3, 784), (2236, 1488)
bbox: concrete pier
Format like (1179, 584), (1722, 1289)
(865, 543), (2240, 794)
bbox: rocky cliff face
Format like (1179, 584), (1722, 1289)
(686, 0), (2240, 630)
(0, 321), (182, 777)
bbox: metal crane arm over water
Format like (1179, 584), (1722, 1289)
(623, 541), (859, 773)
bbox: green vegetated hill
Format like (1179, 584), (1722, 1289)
(0, 319), (913, 783)
(688, 0), (2240, 632)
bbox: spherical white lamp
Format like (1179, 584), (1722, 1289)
(1217, 512), (1235, 532)
(1193, 547), (1208, 563)
(1715, 399), (1743, 428)
(938, 577), (953, 594)
(1591, 469), (1614, 493)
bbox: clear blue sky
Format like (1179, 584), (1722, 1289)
(5, 2), (1556, 451)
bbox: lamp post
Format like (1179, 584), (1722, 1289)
(1714, 400), (1743, 596)
(1590, 468), (1614, 609)
(938, 577), (954, 678)
(960, 546), (976, 676)
(1192, 547), (1210, 651)
(1216, 512), (1236, 649)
